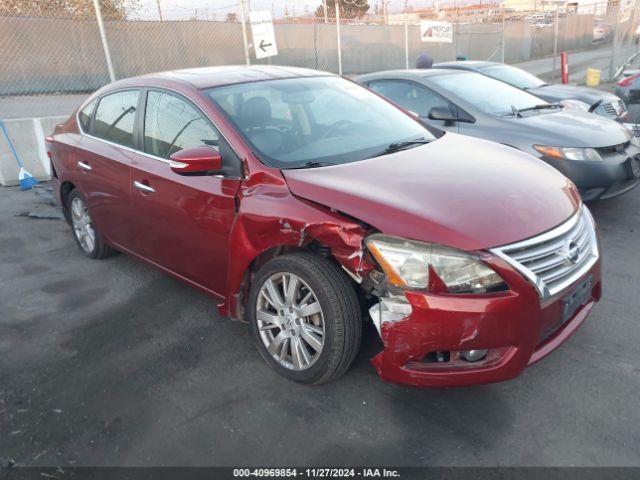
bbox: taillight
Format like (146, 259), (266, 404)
(618, 74), (640, 86)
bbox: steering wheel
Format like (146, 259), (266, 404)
(320, 120), (354, 140)
(244, 125), (286, 155)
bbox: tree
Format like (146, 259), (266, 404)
(0, 0), (135, 20)
(315, 0), (370, 19)
(226, 12), (238, 23)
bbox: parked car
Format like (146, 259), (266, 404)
(47, 66), (601, 388)
(357, 69), (640, 200)
(615, 71), (640, 106)
(433, 61), (628, 122)
(531, 19), (554, 28)
(593, 20), (613, 43)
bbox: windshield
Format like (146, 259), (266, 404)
(481, 65), (546, 89)
(206, 76), (433, 168)
(430, 72), (548, 116)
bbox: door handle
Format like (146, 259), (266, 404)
(133, 180), (155, 194)
(77, 161), (92, 171)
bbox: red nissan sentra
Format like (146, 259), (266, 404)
(46, 66), (601, 387)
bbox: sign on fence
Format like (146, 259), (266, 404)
(249, 10), (278, 59)
(420, 20), (453, 43)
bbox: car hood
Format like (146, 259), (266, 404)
(529, 84), (620, 105)
(504, 108), (631, 147)
(282, 133), (580, 251)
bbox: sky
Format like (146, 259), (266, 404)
(129, 0), (478, 21)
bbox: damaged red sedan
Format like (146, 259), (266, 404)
(47, 66), (601, 387)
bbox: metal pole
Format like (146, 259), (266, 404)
(552, 7), (559, 82)
(336, 0), (343, 75)
(323, 0), (328, 23)
(404, 0), (410, 69)
(501, 7), (505, 63)
(239, 0), (251, 65)
(92, 0), (116, 82)
(610, 1), (621, 80)
(156, 0), (163, 21)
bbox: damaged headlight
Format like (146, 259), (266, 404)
(365, 235), (507, 294)
(533, 145), (603, 162)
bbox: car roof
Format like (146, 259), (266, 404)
(356, 68), (465, 82)
(434, 61), (501, 70)
(107, 65), (334, 91)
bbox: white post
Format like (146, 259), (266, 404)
(336, 0), (343, 75)
(610, 2), (620, 80)
(501, 7), (506, 63)
(552, 7), (559, 82)
(323, 0), (329, 23)
(239, 0), (251, 65)
(404, 0), (410, 69)
(92, 0), (116, 82)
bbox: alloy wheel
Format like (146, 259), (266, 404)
(256, 272), (325, 371)
(70, 197), (96, 254)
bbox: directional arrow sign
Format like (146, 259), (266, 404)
(249, 10), (278, 60)
(259, 39), (272, 52)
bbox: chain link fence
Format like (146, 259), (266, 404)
(1, 0), (639, 96)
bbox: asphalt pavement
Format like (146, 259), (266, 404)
(0, 182), (639, 468)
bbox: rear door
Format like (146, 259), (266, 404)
(129, 89), (241, 295)
(75, 89), (139, 248)
(367, 79), (460, 132)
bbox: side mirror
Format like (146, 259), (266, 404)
(428, 107), (458, 122)
(169, 146), (223, 176)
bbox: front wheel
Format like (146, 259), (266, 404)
(248, 252), (362, 385)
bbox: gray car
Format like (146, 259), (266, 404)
(434, 61), (628, 123)
(614, 70), (640, 106)
(356, 69), (640, 201)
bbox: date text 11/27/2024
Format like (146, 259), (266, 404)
(232, 468), (401, 478)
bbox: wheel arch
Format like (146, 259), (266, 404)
(222, 212), (374, 321)
(60, 181), (77, 224)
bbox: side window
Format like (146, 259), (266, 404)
(78, 98), (97, 133)
(93, 90), (139, 148)
(369, 80), (451, 118)
(144, 91), (220, 159)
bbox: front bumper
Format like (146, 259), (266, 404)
(370, 255), (602, 388)
(540, 149), (640, 201)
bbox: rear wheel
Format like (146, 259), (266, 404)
(248, 252), (362, 385)
(67, 189), (115, 259)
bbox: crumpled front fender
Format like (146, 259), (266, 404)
(219, 171), (372, 318)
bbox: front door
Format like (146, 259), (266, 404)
(367, 79), (460, 132)
(129, 89), (240, 295)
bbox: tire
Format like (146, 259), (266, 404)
(248, 252), (362, 385)
(67, 189), (116, 259)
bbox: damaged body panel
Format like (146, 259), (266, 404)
(221, 166), (373, 319)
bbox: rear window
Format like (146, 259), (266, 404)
(93, 90), (139, 148)
(78, 99), (97, 133)
(481, 65), (546, 90)
(430, 73), (544, 115)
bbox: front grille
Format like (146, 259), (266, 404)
(491, 207), (599, 300)
(603, 102), (616, 115)
(596, 140), (630, 155)
(602, 100), (626, 116)
(618, 99), (627, 114)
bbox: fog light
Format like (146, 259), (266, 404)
(460, 349), (488, 362)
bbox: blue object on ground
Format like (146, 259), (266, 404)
(0, 119), (39, 190)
